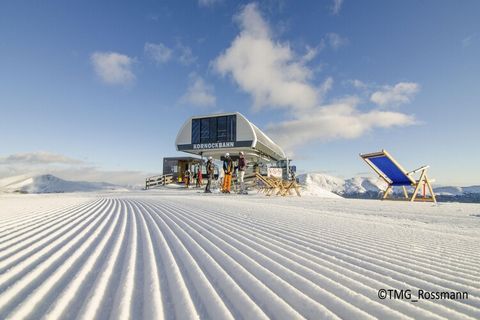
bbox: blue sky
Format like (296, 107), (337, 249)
(1, 0), (479, 186)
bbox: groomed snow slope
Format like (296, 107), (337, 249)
(0, 191), (479, 319)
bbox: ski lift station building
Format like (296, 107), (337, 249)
(150, 112), (292, 185)
(175, 112), (286, 163)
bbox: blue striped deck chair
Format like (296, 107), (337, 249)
(360, 150), (436, 203)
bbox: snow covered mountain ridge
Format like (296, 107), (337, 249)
(0, 174), (128, 193)
(298, 173), (387, 196)
(297, 172), (480, 202)
(1, 172), (479, 201)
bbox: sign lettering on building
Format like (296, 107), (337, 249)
(192, 142), (235, 150)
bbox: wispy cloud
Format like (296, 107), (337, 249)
(51, 167), (152, 187)
(144, 41), (197, 66)
(198, 0), (222, 8)
(0, 151), (151, 187)
(349, 79), (368, 89)
(180, 73), (216, 107)
(214, 3), (416, 155)
(325, 32), (348, 49)
(331, 0), (344, 15)
(462, 33), (477, 48)
(91, 51), (135, 85)
(177, 43), (197, 65)
(300, 33), (347, 63)
(144, 42), (173, 64)
(0, 152), (84, 165)
(370, 82), (420, 107)
(301, 44), (322, 63)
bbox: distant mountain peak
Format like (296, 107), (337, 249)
(297, 172), (480, 202)
(298, 172), (386, 196)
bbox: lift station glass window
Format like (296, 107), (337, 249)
(192, 115), (236, 144)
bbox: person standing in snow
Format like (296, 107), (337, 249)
(205, 157), (214, 193)
(237, 151), (247, 194)
(184, 169), (191, 188)
(222, 153), (233, 193)
(196, 165), (203, 188)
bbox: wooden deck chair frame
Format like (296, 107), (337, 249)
(255, 173), (276, 195)
(256, 174), (284, 196)
(268, 177), (286, 196)
(255, 173), (301, 197)
(360, 150), (436, 203)
(279, 179), (301, 197)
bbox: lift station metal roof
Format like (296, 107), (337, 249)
(175, 112), (286, 161)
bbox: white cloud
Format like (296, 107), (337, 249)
(91, 51), (135, 85)
(0, 152), (152, 187)
(301, 43), (325, 63)
(319, 77), (334, 99)
(214, 3), (319, 111)
(331, 0), (344, 15)
(144, 41), (197, 66)
(0, 152), (84, 165)
(144, 42), (172, 64)
(326, 33), (348, 49)
(177, 43), (197, 65)
(180, 73), (216, 107)
(302, 46), (318, 63)
(370, 82), (420, 107)
(215, 3), (416, 154)
(350, 79), (368, 89)
(267, 98), (416, 153)
(301, 33), (347, 63)
(52, 167), (152, 187)
(198, 0), (222, 7)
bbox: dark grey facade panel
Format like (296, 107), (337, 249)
(192, 120), (200, 144)
(163, 158), (177, 175)
(191, 115), (236, 144)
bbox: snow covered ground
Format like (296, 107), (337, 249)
(0, 190), (479, 319)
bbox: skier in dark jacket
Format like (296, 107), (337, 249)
(222, 153), (233, 193)
(238, 151), (247, 194)
(196, 165), (203, 187)
(205, 157), (214, 193)
(184, 169), (191, 188)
